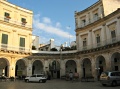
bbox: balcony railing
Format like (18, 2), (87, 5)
(0, 16), (32, 28)
(79, 35), (120, 51)
(0, 43), (31, 53)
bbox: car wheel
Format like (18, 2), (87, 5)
(26, 79), (29, 83)
(111, 81), (117, 87)
(102, 84), (106, 86)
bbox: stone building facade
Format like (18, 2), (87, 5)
(0, 0), (33, 77)
(0, 0), (120, 81)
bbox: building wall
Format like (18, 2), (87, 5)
(0, 0), (33, 77)
(102, 0), (120, 16)
(0, 0), (33, 52)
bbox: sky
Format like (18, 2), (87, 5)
(8, 0), (98, 46)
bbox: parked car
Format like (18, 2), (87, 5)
(24, 74), (47, 83)
(100, 71), (120, 86)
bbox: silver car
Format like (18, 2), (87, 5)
(25, 74), (47, 83)
(100, 71), (120, 86)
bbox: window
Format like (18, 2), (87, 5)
(21, 18), (27, 26)
(1, 33), (8, 49)
(111, 30), (116, 38)
(111, 30), (116, 42)
(96, 34), (101, 46)
(83, 38), (87, 50)
(94, 13), (99, 21)
(19, 37), (25, 47)
(115, 66), (118, 71)
(4, 12), (11, 22)
(1, 33), (8, 44)
(82, 19), (86, 27)
(4, 12), (10, 18)
(83, 38), (87, 47)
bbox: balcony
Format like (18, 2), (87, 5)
(0, 43), (31, 53)
(0, 16), (32, 28)
(80, 35), (120, 51)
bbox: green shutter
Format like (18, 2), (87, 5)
(20, 37), (25, 47)
(2, 34), (8, 44)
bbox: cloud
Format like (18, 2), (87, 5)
(56, 22), (61, 28)
(42, 17), (51, 24)
(33, 14), (74, 38)
(33, 14), (76, 45)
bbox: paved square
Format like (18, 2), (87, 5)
(0, 79), (120, 89)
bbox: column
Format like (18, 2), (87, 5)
(90, 12), (93, 23)
(106, 25), (111, 44)
(86, 13), (89, 25)
(91, 56), (98, 81)
(76, 59), (81, 77)
(98, 6), (103, 18)
(117, 17), (120, 41)
(101, 24), (107, 46)
(104, 53), (112, 71)
(26, 59), (32, 76)
(76, 34), (79, 51)
(60, 59), (65, 76)
(88, 30), (92, 49)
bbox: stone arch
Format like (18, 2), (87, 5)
(95, 55), (106, 78)
(32, 59), (44, 75)
(49, 59), (60, 79)
(111, 52), (120, 71)
(65, 59), (77, 74)
(0, 57), (10, 77)
(81, 58), (92, 77)
(15, 59), (27, 77)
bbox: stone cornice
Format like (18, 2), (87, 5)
(75, 8), (120, 32)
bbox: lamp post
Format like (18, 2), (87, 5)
(95, 67), (100, 81)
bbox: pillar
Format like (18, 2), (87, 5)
(60, 59), (65, 76)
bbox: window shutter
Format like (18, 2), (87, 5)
(20, 37), (25, 47)
(2, 34), (8, 44)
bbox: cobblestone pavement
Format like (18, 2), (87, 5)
(0, 79), (120, 89)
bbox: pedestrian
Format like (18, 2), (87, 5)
(69, 71), (73, 82)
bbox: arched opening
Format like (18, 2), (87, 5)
(49, 60), (60, 79)
(15, 59), (26, 78)
(96, 56), (106, 80)
(65, 60), (77, 74)
(0, 58), (9, 77)
(96, 56), (106, 74)
(32, 60), (43, 75)
(111, 52), (120, 71)
(82, 58), (92, 77)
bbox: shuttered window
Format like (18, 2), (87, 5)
(1, 34), (8, 44)
(19, 37), (25, 47)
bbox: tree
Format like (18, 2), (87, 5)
(32, 45), (36, 50)
(50, 48), (58, 51)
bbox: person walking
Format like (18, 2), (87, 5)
(69, 71), (73, 82)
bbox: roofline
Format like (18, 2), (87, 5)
(0, 0), (33, 14)
(75, 0), (101, 16)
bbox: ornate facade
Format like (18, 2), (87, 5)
(0, 0), (120, 80)
(0, 0), (33, 77)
